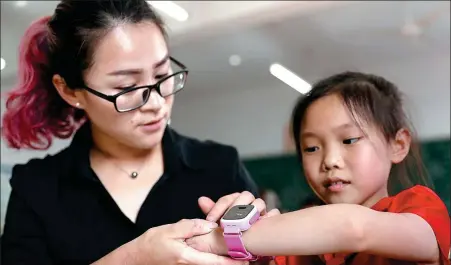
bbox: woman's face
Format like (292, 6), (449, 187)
(80, 22), (173, 150)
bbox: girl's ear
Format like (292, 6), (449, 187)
(390, 128), (411, 164)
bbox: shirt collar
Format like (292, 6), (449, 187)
(66, 122), (193, 181)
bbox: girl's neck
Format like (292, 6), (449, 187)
(361, 187), (389, 208)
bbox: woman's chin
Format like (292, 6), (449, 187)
(134, 132), (165, 149)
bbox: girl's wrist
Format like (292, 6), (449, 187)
(214, 227), (230, 256)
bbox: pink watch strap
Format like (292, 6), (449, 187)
(223, 231), (259, 261)
(222, 208), (276, 262)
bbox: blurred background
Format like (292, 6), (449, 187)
(1, 1), (450, 232)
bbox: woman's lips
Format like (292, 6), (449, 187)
(140, 117), (165, 133)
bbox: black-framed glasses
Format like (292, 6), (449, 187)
(81, 56), (188, 113)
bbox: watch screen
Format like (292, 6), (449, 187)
(222, 205), (254, 220)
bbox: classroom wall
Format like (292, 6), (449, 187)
(170, 52), (450, 158)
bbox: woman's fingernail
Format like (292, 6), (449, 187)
(208, 222), (218, 229)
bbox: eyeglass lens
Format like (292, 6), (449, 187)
(115, 72), (186, 112)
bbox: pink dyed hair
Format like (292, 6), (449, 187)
(1, 16), (85, 150)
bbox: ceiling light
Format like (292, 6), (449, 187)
(147, 1), (189, 22)
(269, 63), (311, 94)
(1, 58), (6, 71)
(229, 55), (241, 66)
(15, 1), (27, 7)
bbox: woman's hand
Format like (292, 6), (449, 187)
(198, 191), (281, 222)
(185, 212), (281, 257)
(187, 192), (281, 258)
(92, 219), (248, 265)
(185, 226), (228, 256)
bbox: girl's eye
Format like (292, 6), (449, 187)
(303, 146), (319, 153)
(343, 137), (360, 145)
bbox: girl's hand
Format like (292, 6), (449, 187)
(185, 226), (229, 256)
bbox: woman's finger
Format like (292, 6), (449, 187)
(205, 193), (241, 222)
(168, 219), (218, 239)
(227, 191), (255, 207)
(198, 196), (216, 216)
(250, 198), (267, 216)
(260, 208), (281, 219)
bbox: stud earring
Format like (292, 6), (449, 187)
(75, 102), (80, 108)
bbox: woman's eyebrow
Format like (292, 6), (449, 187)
(153, 54), (169, 69)
(106, 54), (170, 76)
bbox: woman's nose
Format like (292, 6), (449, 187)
(141, 90), (164, 111)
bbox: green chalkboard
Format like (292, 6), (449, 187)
(243, 139), (450, 212)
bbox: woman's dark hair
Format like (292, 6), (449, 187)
(2, 0), (166, 150)
(290, 71), (431, 195)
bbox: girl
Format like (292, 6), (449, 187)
(188, 71), (450, 265)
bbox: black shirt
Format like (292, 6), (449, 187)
(1, 123), (259, 265)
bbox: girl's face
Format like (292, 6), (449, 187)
(299, 93), (400, 207)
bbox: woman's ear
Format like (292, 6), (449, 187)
(52, 74), (85, 109)
(390, 128), (412, 164)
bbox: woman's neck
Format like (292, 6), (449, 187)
(90, 126), (161, 162)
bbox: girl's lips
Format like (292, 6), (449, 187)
(327, 181), (350, 192)
(324, 177), (351, 192)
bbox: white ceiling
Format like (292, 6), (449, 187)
(168, 1), (450, 95)
(1, 1), (450, 95)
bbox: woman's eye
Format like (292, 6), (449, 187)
(115, 84), (136, 90)
(343, 137), (360, 145)
(303, 146), (319, 153)
(155, 73), (169, 79)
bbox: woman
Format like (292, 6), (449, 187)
(1, 1), (260, 264)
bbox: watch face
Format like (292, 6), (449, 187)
(222, 205), (255, 220)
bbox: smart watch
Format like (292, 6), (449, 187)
(220, 205), (261, 261)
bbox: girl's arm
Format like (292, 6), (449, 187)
(188, 186), (449, 264)
(187, 203), (442, 264)
(240, 203), (439, 263)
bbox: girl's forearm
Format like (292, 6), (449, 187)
(242, 204), (370, 256)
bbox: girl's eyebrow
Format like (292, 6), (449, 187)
(301, 122), (357, 138)
(332, 122), (357, 132)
